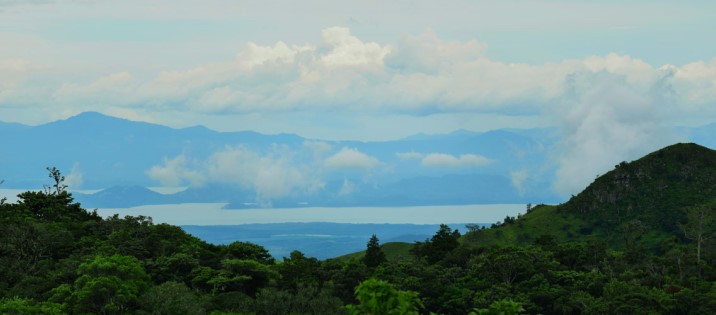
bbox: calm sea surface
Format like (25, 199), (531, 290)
(1, 189), (524, 225)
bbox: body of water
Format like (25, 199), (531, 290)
(1, 189), (525, 225)
(95, 203), (524, 225)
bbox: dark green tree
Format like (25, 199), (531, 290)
(56, 254), (151, 315)
(346, 278), (422, 315)
(469, 299), (524, 315)
(276, 250), (321, 290)
(363, 234), (386, 269)
(412, 224), (461, 264)
(0, 297), (65, 315)
(140, 281), (206, 315)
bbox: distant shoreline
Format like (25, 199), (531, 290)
(1, 189), (526, 225)
(94, 203), (525, 225)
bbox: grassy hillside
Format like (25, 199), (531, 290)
(464, 143), (716, 251)
(335, 242), (415, 262)
(462, 204), (588, 246)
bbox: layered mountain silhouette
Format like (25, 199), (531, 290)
(1, 112), (714, 208)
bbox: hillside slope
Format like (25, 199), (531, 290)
(466, 143), (716, 250)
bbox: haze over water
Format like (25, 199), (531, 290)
(93, 203), (525, 225)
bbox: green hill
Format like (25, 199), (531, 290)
(335, 242), (415, 262)
(465, 142), (716, 251)
(3, 143), (716, 314)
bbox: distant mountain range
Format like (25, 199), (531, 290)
(1, 112), (715, 208)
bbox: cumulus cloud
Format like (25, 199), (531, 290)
(146, 155), (204, 187)
(147, 145), (327, 206)
(206, 145), (317, 202)
(325, 147), (380, 170)
(146, 144), (386, 205)
(7, 26), (716, 123)
(238, 41), (314, 70)
(551, 71), (682, 195)
(320, 27), (391, 68)
(421, 153), (492, 168)
(671, 58), (716, 107)
(386, 29), (487, 73)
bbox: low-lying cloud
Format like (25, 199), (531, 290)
(146, 154), (204, 187)
(421, 153), (492, 168)
(324, 147), (379, 170)
(147, 145), (382, 205)
(551, 71), (683, 195)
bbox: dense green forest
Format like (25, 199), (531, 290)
(1, 143), (716, 314)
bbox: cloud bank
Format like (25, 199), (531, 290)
(421, 153), (492, 168)
(147, 145), (381, 205)
(3, 23), (715, 197)
(551, 71), (684, 195)
(5, 27), (716, 121)
(325, 147), (380, 171)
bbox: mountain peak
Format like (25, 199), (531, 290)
(37, 111), (165, 132)
(64, 111), (132, 124)
(561, 142), (716, 233)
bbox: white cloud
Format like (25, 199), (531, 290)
(386, 29), (487, 73)
(324, 147), (379, 170)
(6, 26), (716, 126)
(146, 155), (205, 187)
(582, 53), (655, 86)
(421, 153), (492, 168)
(303, 141), (333, 158)
(205, 145), (319, 202)
(319, 27), (391, 68)
(3, 24), (716, 153)
(147, 145), (325, 205)
(238, 41), (314, 70)
(671, 58), (716, 106)
(551, 72), (682, 195)
(64, 163), (84, 189)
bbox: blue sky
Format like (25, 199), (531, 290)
(1, 0), (715, 195)
(1, 1), (715, 136)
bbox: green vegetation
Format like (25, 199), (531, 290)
(2, 143), (716, 314)
(363, 235), (387, 269)
(346, 279), (422, 315)
(337, 242), (415, 262)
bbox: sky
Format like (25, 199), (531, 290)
(1, 0), (716, 194)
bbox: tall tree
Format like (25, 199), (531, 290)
(44, 167), (67, 196)
(363, 234), (386, 269)
(414, 224), (461, 264)
(56, 254), (151, 315)
(680, 205), (716, 273)
(346, 278), (422, 315)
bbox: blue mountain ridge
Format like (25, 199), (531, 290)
(2, 112), (712, 208)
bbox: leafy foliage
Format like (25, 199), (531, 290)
(346, 278), (422, 315)
(2, 150), (716, 315)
